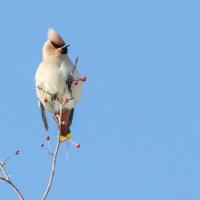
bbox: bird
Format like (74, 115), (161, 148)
(35, 28), (83, 141)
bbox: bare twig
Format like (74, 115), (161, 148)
(41, 132), (61, 200)
(0, 162), (24, 200)
(42, 104), (64, 200)
(0, 176), (7, 182)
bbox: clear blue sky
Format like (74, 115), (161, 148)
(0, 0), (200, 199)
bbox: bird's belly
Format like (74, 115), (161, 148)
(36, 67), (83, 113)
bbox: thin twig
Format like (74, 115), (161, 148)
(0, 176), (8, 182)
(41, 132), (60, 200)
(0, 162), (24, 200)
(42, 104), (63, 200)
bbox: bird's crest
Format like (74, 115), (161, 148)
(48, 28), (66, 47)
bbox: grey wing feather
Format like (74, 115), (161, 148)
(68, 108), (74, 127)
(39, 100), (48, 131)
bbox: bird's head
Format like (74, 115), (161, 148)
(42, 28), (70, 59)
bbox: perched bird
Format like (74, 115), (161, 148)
(35, 28), (83, 140)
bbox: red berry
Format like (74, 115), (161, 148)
(46, 135), (50, 141)
(73, 81), (78, 86)
(81, 76), (87, 81)
(76, 143), (80, 148)
(64, 98), (69, 103)
(41, 144), (44, 148)
(15, 150), (20, 155)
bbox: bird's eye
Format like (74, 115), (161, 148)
(51, 42), (59, 48)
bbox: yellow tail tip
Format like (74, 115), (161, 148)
(59, 133), (72, 142)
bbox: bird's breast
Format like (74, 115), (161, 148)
(35, 58), (83, 113)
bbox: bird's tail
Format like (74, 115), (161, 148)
(59, 109), (74, 142)
(60, 125), (71, 142)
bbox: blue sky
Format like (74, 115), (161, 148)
(0, 0), (200, 199)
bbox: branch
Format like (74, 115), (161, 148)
(0, 162), (24, 200)
(41, 103), (64, 200)
(41, 132), (61, 200)
(0, 176), (7, 182)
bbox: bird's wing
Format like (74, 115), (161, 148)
(68, 108), (74, 127)
(39, 100), (48, 131)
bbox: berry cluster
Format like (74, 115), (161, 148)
(64, 76), (87, 104)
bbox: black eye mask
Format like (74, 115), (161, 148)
(51, 41), (68, 54)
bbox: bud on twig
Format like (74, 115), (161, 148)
(15, 150), (20, 155)
(73, 81), (78, 86)
(81, 76), (87, 81)
(46, 135), (50, 141)
(63, 98), (69, 104)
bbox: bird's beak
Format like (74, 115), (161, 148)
(57, 43), (70, 54)
(58, 43), (70, 50)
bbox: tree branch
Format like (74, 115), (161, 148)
(41, 103), (64, 200)
(41, 132), (61, 200)
(1, 102), (68, 200)
(0, 162), (24, 200)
